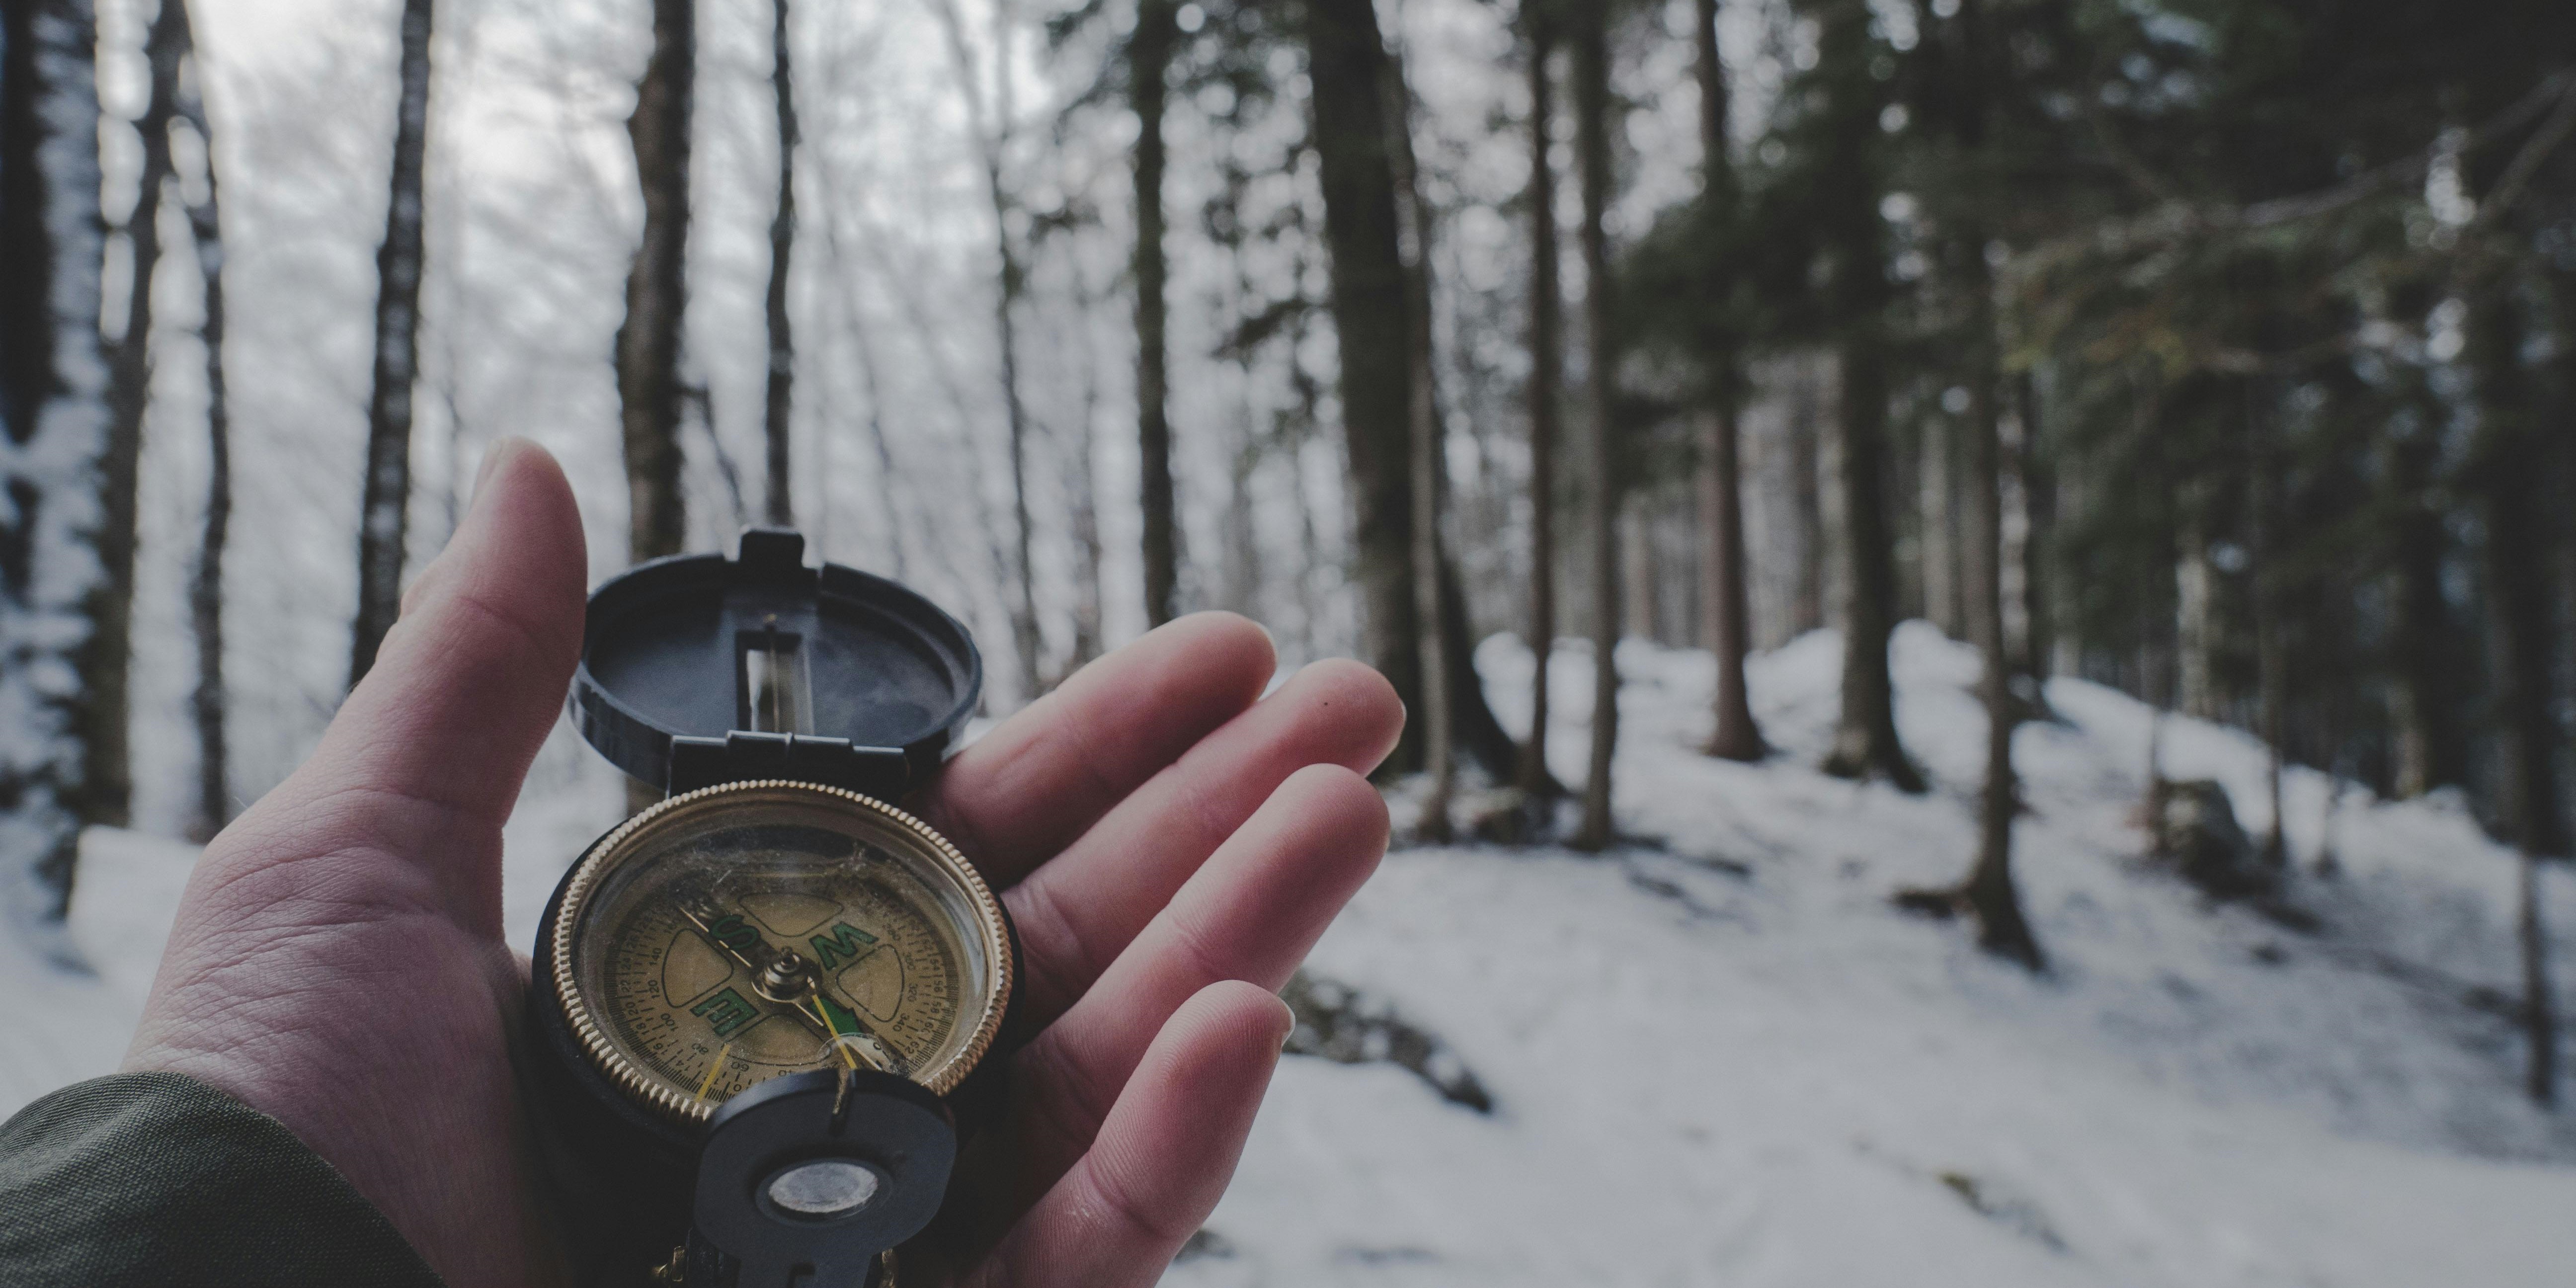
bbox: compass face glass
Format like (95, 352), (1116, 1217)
(555, 782), (1009, 1120)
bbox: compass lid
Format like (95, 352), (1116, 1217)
(570, 529), (982, 799)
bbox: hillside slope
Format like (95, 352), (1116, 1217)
(1176, 625), (2576, 1288)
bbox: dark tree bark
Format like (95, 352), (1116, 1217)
(1438, 559), (1522, 779)
(1518, 5), (1561, 801)
(1810, 0), (1921, 793)
(1919, 411), (1961, 636)
(2384, 402), (2456, 798)
(156, 0), (231, 838)
(1959, 300), (2039, 967)
(1303, 0), (1514, 777)
(1384, 43), (1452, 840)
(349, 0), (435, 685)
(0, 0), (107, 919)
(1694, 0), (1763, 763)
(1068, 258), (1108, 673)
(82, 0), (190, 826)
(1917, 0), (2035, 966)
(183, 100), (231, 840)
(1133, 0), (1179, 627)
(2252, 414), (2290, 868)
(2465, 278), (2561, 1107)
(1789, 383), (1825, 635)
(760, 0), (797, 527)
(1569, 2), (1619, 852)
(2012, 371), (2055, 682)
(1304, 0), (1421, 767)
(618, 0), (693, 566)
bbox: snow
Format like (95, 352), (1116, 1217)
(5, 624), (2574, 1286)
(1183, 623), (2576, 1287)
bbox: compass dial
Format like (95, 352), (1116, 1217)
(548, 781), (1011, 1125)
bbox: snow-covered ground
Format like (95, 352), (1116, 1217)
(1186, 625), (2576, 1288)
(8, 624), (2574, 1286)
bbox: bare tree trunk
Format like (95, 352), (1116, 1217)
(2467, 278), (2561, 1108)
(1959, 298), (2039, 967)
(618, 0), (693, 567)
(1301, 0), (1515, 775)
(1518, 6), (1560, 802)
(2174, 476), (2221, 722)
(1570, 3), (1619, 852)
(172, 0), (231, 839)
(84, 0), (191, 826)
(2012, 371), (2055, 684)
(1304, 0), (1421, 768)
(2520, 852), (2556, 1107)
(817, 208), (907, 581)
(1919, 411), (1960, 636)
(1133, 0), (1179, 627)
(1809, 0), (1919, 793)
(2252, 416), (2290, 868)
(349, 0), (436, 685)
(1069, 272), (1107, 671)
(760, 0), (797, 527)
(990, 108), (1039, 700)
(933, 0), (1043, 698)
(1385, 41), (1451, 841)
(1694, 0), (1763, 762)
(0, 0), (107, 920)
(1790, 379), (1825, 635)
(2385, 409), (2455, 797)
(1620, 500), (1655, 643)
(1920, 0), (2035, 964)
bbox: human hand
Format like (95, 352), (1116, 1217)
(122, 439), (1404, 1287)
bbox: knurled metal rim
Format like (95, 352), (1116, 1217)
(548, 779), (1014, 1127)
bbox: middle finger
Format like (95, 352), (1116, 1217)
(998, 658), (1401, 1025)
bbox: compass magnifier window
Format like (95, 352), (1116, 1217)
(737, 620), (814, 735)
(765, 1159), (883, 1219)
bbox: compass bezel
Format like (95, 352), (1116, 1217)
(547, 779), (1014, 1126)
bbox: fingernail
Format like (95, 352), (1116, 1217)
(1269, 994), (1297, 1047)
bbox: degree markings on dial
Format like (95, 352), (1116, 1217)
(587, 835), (977, 1101)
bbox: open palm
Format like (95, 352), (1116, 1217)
(122, 442), (1402, 1287)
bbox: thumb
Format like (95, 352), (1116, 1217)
(201, 438), (586, 933)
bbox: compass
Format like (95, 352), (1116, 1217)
(526, 530), (1014, 1288)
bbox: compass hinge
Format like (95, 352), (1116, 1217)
(666, 732), (911, 800)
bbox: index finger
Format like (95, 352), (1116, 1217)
(917, 613), (1277, 888)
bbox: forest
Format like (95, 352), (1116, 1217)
(3, 0), (2576, 1257)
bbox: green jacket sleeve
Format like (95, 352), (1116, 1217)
(0, 1071), (444, 1288)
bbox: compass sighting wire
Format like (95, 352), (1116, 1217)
(695, 1043), (736, 1103)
